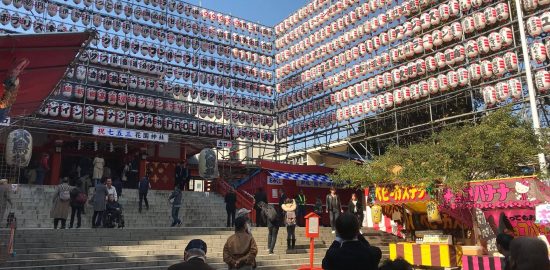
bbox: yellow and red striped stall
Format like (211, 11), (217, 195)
(389, 243), (459, 267)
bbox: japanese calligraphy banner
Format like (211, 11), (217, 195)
(441, 177), (549, 209)
(92, 125), (169, 143)
(374, 185), (429, 205)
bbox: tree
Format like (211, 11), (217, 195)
(331, 106), (541, 191)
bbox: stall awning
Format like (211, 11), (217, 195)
(268, 171), (332, 183)
(0, 31), (93, 117)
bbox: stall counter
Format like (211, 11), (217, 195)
(462, 255), (504, 270)
(389, 242), (459, 267)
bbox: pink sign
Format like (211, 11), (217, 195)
(484, 209), (550, 238)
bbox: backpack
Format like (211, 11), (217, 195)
(264, 204), (278, 222)
(285, 211), (296, 226)
(59, 188), (71, 201)
(76, 192), (88, 204)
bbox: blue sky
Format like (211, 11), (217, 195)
(185, 0), (308, 26)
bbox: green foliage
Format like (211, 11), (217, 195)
(331, 106), (541, 191)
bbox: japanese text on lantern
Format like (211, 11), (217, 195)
(375, 186), (428, 204)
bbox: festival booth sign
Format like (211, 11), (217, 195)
(365, 185), (468, 268)
(438, 177), (550, 270)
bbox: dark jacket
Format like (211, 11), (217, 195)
(225, 192), (237, 211)
(348, 199), (363, 215)
(70, 187), (84, 207)
(326, 194), (341, 213)
(113, 179), (122, 197)
(322, 237), (379, 270)
(167, 258), (215, 270)
(106, 200), (121, 212)
(278, 193), (287, 207)
(253, 191), (267, 210)
(169, 188), (183, 207)
(138, 177), (150, 193)
(175, 165), (186, 181)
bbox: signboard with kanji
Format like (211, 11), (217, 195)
(92, 125), (168, 143)
(216, 139), (233, 149)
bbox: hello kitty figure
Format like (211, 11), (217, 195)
(515, 181), (535, 201)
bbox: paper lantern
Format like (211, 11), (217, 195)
(419, 81), (430, 97)
(426, 56), (438, 72)
(5, 129), (32, 167)
(106, 109), (116, 123)
(107, 91), (117, 105)
(145, 97), (154, 110)
(198, 148), (219, 179)
(523, 0), (538, 11)
(466, 40), (479, 58)
(481, 60), (494, 79)
(488, 32), (503, 51)
(84, 106), (93, 120)
(62, 83), (73, 98)
(496, 82), (510, 101)
(438, 74), (450, 91)
(60, 103), (71, 118)
(531, 42), (547, 63)
(393, 89), (404, 105)
(509, 78), (523, 99)
(484, 7), (497, 25)
(457, 68), (470, 86)
(535, 70), (550, 92)
(432, 30), (443, 47)
(95, 108), (105, 122)
(473, 12), (486, 30)
(527, 16), (543, 37)
(72, 105), (82, 120)
(426, 201), (441, 222)
(462, 16), (475, 34)
(74, 85), (84, 99)
(428, 77), (439, 94)
(116, 110), (126, 125)
(542, 12), (550, 33)
(460, 0), (472, 11)
(483, 86), (497, 105)
(495, 3), (509, 21)
(371, 205), (382, 223)
(477, 35), (490, 54)
(48, 101), (59, 117)
(500, 27), (513, 47)
(154, 115), (163, 129)
(492, 57), (506, 76)
(447, 71), (459, 88)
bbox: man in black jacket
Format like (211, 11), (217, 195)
(326, 187), (342, 233)
(224, 188), (237, 227)
(322, 212), (381, 270)
(254, 188), (267, 227)
(168, 239), (215, 270)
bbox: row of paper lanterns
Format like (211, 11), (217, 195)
(87, 31), (274, 65)
(42, 100), (275, 127)
(276, 1), (509, 78)
(58, 83), (276, 115)
(0, 9), (274, 67)
(3, 0), (273, 38)
(38, 103), (276, 142)
(275, 0), (331, 36)
(277, 112), (337, 139)
(81, 48), (273, 82)
(71, 64), (274, 96)
(276, 0), (387, 49)
(278, 23), (514, 99)
(276, 0), (424, 62)
(482, 78), (526, 106)
(279, 1), (509, 79)
(278, 54), (519, 124)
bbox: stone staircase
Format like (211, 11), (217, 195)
(0, 227), (398, 270)
(7, 185), (226, 228)
(0, 185), (402, 269)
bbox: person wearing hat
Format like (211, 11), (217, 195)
(282, 197), (297, 250)
(223, 216), (257, 270)
(168, 239), (214, 270)
(0, 179), (12, 224)
(236, 208), (252, 234)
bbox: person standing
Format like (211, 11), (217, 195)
(497, 233), (514, 270)
(282, 197), (297, 250)
(223, 216), (258, 270)
(509, 237), (550, 270)
(326, 187), (342, 234)
(138, 175), (151, 213)
(92, 155), (105, 186)
(0, 179), (12, 223)
(113, 178), (123, 198)
(253, 188), (267, 227)
(69, 180), (86, 228)
(91, 178), (108, 228)
(105, 178), (118, 202)
(225, 188), (237, 227)
(278, 189), (287, 208)
(36, 153), (50, 185)
(348, 193), (363, 230)
(259, 201), (281, 255)
(50, 178), (72, 229)
(175, 162), (185, 188)
(296, 189), (306, 226)
(169, 184), (183, 227)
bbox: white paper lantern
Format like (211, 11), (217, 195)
(393, 89), (403, 105)
(509, 78), (523, 99)
(428, 77), (439, 94)
(462, 16), (475, 34)
(107, 91), (117, 105)
(72, 105), (82, 120)
(60, 103), (71, 118)
(477, 35), (491, 54)
(469, 63), (482, 81)
(116, 110), (126, 125)
(496, 82), (510, 101)
(535, 70), (550, 92)
(542, 12), (550, 33)
(483, 86), (498, 105)
(457, 68), (470, 86)
(495, 3), (510, 21)
(531, 42), (547, 63)
(492, 57), (506, 76)
(106, 109), (116, 123)
(481, 60), (494, 79)
(95, 108), (105, 122)
(488, 32), (503, 51)
(527, 16), (543, 37)
(473, 12), (487, 31)
(84, 106), (94, 120)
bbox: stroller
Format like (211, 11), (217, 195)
(103, 202), (125, 228)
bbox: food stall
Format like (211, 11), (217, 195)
(364, 185), (471, 268)
(439, 177), (550, 269)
